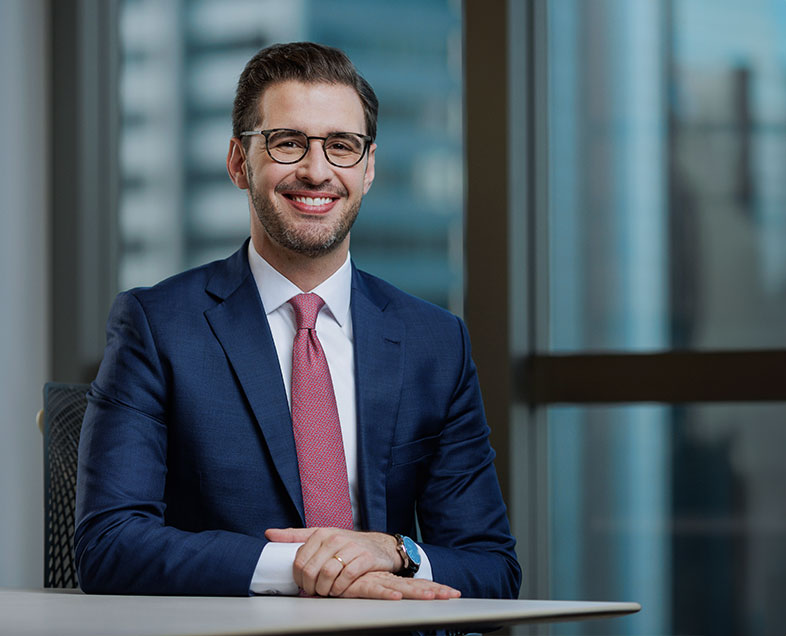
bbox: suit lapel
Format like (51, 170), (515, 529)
(200, 250), (405, 531)
(351, 268), (404, 532)
(203, 244), (305, 525)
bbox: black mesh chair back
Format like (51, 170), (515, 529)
(42, 382), (89, 588)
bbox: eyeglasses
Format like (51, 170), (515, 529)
(240, 128), (372, 168)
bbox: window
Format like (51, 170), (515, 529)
(118, 0), (463, 311)
(465, 1), (786, 634)
(515, 1), (786, 633)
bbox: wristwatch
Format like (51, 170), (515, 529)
(392, 533), (421, 577)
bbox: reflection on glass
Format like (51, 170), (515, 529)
(118, 0), (463, 312)
(549, 404), (786, 636)
(548, 0), (786, 351)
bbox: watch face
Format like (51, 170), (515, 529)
(402, 536), (421, 566)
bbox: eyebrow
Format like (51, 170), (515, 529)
(268, 128), (364, 136)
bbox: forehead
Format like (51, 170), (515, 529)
(257, 80), (366, 134)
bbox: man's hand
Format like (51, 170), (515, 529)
(340, 571), (461, 600)
(265, 527), (410, 597)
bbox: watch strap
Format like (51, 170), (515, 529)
(393, 533), (420, 577)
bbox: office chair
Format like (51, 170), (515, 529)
(39, 382), (89, 588)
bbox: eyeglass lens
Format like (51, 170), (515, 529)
(266, 130), (366, 167)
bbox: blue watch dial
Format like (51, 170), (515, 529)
(402, 535), (421, 566)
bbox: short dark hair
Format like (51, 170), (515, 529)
(232, 42), (379, 143)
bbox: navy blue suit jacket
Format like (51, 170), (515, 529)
(74, 241), (521, 598)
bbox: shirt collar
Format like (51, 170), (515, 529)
(247, 241), (352, 327)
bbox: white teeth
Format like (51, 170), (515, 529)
(293, 195), (333, 206)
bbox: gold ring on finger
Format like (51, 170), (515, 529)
(332, 554), (346, 568)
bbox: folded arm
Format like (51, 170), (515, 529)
(395, 316), (522, 599)
(74, 292), (267, 595)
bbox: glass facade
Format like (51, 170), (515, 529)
(545, 1), (786, 634)
(548, 0), (786, 353)
(549, 404), (786, 635)
(117, 0), (463, 312)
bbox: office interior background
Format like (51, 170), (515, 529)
(2, 0), (786, 634)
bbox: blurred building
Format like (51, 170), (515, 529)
(118, 0), (463, 311)
(546, 1), (786, 634)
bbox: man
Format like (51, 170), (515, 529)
(75, 42), (521, 600)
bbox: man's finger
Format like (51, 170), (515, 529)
(313, 554), (351, 597)
(390, 578), (461, 600)
(340, 572), (404, 600)
(328, 548), (379, 596)
(293, 530), (353, 594)
(265, 527), (319, 542)
(340, 571), (461, 600)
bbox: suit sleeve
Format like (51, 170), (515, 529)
(74, 291), (266, 595)
(414, 316), (522, 599)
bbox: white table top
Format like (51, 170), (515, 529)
(0, 588), (640, 635)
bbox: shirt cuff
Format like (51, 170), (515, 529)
(413, 543), (433, 581)
(250, 542), (304, 595)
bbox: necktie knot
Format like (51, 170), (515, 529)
(289, 293), (325, 331)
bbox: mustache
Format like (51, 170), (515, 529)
(275, 181), (348, 198)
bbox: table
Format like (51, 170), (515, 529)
(0, 589), (640, 635)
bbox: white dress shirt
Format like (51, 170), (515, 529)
(245, 243), (431, 595)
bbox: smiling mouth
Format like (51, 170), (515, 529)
(288, 195), (336, 206)
(282, 192), (340, 213)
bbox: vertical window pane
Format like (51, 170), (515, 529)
(118, 0), (463, 312)
(549, 404), (786, 635)
(548, 0), (786, 352)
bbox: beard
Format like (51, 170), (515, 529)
(248, 175), (361, 258)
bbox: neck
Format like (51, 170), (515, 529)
(250, 232), (349, 292)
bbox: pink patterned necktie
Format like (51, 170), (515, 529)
(288, 293), (353, 529)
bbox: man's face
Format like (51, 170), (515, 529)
(242, 80), (376, 258)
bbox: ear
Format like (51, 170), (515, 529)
(362, 142), (376, 195)
(227, 138), (249, 189)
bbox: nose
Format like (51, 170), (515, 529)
(295, 139), (333, 184)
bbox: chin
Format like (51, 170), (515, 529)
(283, 233), (345, 258)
